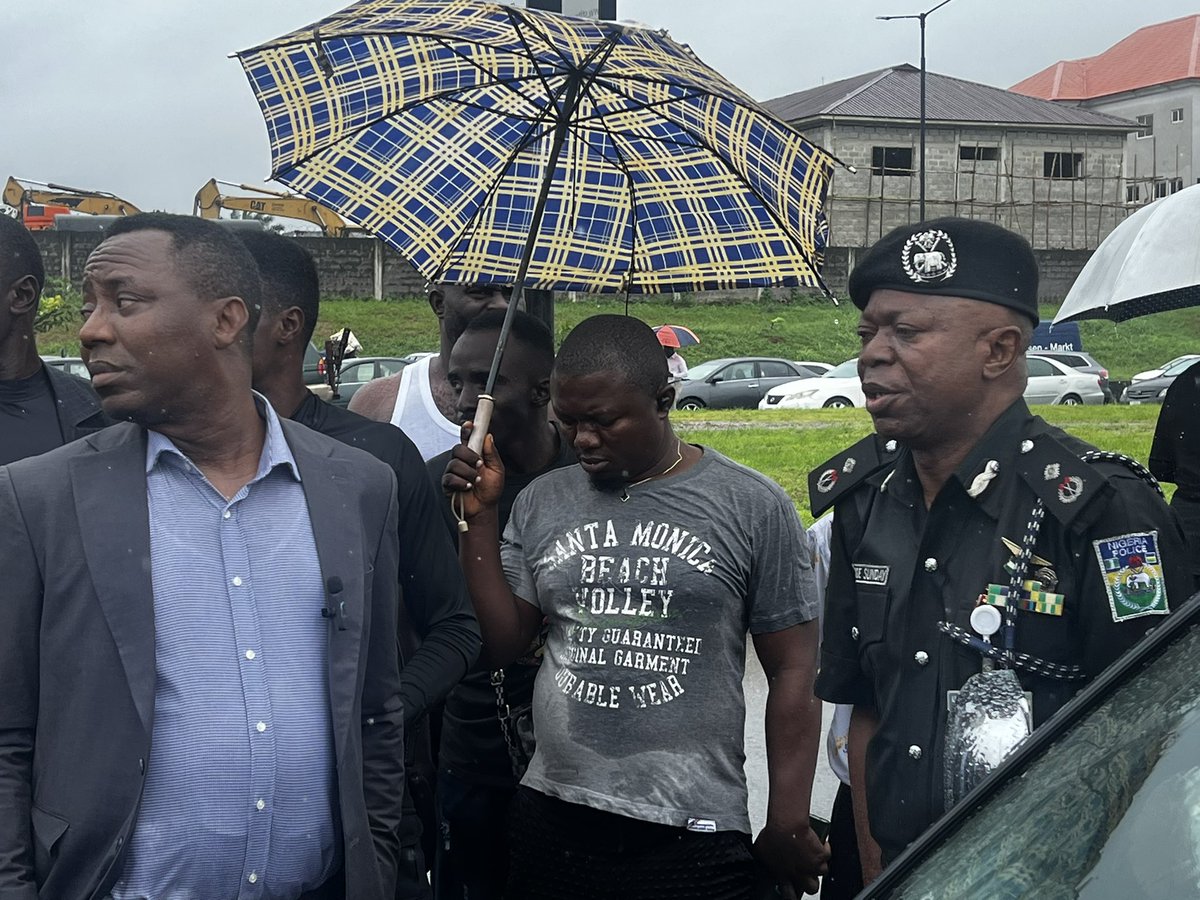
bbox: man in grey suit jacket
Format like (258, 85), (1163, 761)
(0, 214), (405, 900)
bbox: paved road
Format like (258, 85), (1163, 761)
(743, 648), (839, 832)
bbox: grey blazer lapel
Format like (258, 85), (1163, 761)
(71, 424), (155, 733)
(285, 422), (365, 761)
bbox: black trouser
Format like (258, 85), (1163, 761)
(433, 769), (517, 900)
(820, 782), (863, 900)
(505, 786), (756, 900)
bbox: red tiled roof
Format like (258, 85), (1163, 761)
(1012, 15), (1200, 100)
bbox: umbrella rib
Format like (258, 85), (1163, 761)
(595, 80), (831, 293)
(429, 118), (559, 282)
(505, 7), (572, 109)
(433, 24), (625, 283)
(567, 90), (642, 292)
(427, 32), (566, 116)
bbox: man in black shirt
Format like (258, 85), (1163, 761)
(239, 230), (480, 899)
(0, 214), (109, 465)
(426, 309), (574, 900)
(1150, 359), (1200, 587)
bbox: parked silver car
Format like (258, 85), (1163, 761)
(675, 357), (818, 410)
(1027, 350), (1113, 402)
(1024, 355), (1106, 405)
(332, 357), (408, 407)
(1122, 355), (1200, 404)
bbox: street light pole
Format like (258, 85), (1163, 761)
(878, 0), (957, 222)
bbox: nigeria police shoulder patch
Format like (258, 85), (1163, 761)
(1093, 531), (1170, 622)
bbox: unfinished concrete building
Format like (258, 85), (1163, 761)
(765, 65), (1136, 252)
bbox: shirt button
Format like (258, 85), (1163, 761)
(884, 440), (898, 452)
(248, 872), (258, 884)
(223, 510), (232, 519)
(851, 626), (860, 640)
(256, 721), (267, 733)
(256, 799), (265, 811)
(915, 650), (930, 666)
(924, 557), (938, 572)
(1020, 440), (1034, 454)
(245, 649), (256, 660)
(232, 576), (243, 587)
(909, 744), (923, 760)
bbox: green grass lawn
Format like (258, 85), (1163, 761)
(33, 291), (1180, 514)
(32, 288), (1171, 514)
(38, 295), (1200, 381)
(675, 404), (1168, 515)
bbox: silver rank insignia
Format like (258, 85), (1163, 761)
(816, 468), (839, 493)
(1057, 475), (1084, 504)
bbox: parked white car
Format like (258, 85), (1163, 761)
(759, 359), (863, 409)
(1130, 354), (1200, 383)
(760, 355), (1105, 410)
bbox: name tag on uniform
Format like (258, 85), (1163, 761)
(853, 563), (890, 586)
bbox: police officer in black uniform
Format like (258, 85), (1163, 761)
(811, 217), (1192, 884)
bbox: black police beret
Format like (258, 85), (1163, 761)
(848, 217), (1039, 324)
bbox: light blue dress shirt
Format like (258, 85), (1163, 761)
(111, 399), (339, 900)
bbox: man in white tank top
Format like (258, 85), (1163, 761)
(349, 283), (510, 460)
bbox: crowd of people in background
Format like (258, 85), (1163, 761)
(0, 210), (1195, 900)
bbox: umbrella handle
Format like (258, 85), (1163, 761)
(467, 394), (495, 455)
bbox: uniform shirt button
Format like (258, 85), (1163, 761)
(851, 626), (860, 640)
(924, 557), (938, 572)
(915, 651), (929, 666)
(1020, 440), (1034, 454)
(909, 744), (923, 760)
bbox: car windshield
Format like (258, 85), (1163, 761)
(1161, 356), (1199, 377)
(824, 359), (859, 378)
(879, 615), (1200, 899)
(685, 360), (725, 381)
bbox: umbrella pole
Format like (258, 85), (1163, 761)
(467, 69), (584, 456)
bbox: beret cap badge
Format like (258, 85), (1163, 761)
(901, 229), (957, 284)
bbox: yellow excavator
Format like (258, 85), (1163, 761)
(4, 176), (142, 229)
(193, 179), (351, 237)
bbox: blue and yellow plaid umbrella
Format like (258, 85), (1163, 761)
(237, 0), (836, 295)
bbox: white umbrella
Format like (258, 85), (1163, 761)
(1054, 182), (1200, 324)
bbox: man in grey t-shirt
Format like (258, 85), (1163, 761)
(445, 315), (829, 899)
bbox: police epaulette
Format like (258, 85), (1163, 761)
(1015, 433), (1112, 525)
(809, 434), (901, 517)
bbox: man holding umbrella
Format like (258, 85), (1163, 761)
(445, 314), (829, 899)
(812, 218), (1191, 883)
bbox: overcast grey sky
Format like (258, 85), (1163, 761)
(3, 1), (1195, 214)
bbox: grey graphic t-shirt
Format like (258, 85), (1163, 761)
(501, 448), (818, 833)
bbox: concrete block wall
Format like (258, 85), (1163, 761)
(32, 231), (427, 300)
(814, 122), (1128, 251)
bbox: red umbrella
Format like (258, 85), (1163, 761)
(654, 325), (700, 348)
